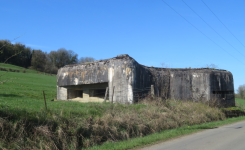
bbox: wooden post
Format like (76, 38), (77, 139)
(43, 91), (47, 110)
(104, 87), (109, 102)
(151, 85), (154, 99)
(111, 86), (115, 104)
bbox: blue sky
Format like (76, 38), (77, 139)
(1, 0), (245, 92)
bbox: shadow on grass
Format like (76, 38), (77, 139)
(197, 126), (218, 129)
(0, 94), (23, 98)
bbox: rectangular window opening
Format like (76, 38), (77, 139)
(89, 89), (106, 98)
(212, 91), (233, 94)
(68, 89), (83, 99)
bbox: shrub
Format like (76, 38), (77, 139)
(1, 68), (7, 71)
(22, 69), (26, 73)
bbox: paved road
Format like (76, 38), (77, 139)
(141, 120), (245, 150)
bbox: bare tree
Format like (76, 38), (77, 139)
(79, 57), (96, 63)
(206, 64), (218, 69)
(237, 84), (245, 99)
(160, 62), (172, 68)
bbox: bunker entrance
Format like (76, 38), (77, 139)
(68, 89), (83, 99)
(66, 82), (108, 102)
(89, 89), (107, 98)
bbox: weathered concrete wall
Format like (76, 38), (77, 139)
(191, 72), (210, 102)
(57, 86), (67, 100)
(107, 56), (137, 104)
(210, 71), (235, 106)
(142, 67), (234, 106)
(57, 54), (235, 107)
(133, 65), (154, 101)
(57, 61), (109, 87)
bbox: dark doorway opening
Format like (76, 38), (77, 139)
(68, 89), (83, 99)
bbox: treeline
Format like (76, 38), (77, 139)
(0, 40), (95, 74)
(236, 84), (245, 100)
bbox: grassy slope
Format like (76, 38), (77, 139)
(0, 70), (56, 109)
(1, 65), (245, 149)
(0, 70), (113, 118)
(0, 63), (39, 74)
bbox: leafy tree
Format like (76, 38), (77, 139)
(0, 38), (90, 74)
(0, 40), (31, 67)
(237, 84), (245, 99)
(50, 48), (78, 68)
(31, 50), (46, 71)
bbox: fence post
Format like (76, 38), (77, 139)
(43, 91), (47, 110)
(111, 86), (115, 104)
(151, 85), (154, 99)
(104, 87), (108, 102)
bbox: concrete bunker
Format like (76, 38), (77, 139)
(57, 54), (235, 107)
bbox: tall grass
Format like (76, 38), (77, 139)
(0, 98), (226, 149)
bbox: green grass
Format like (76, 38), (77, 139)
(0, 63), (29, 70)
(0, 70), (56, 109)
(0, 63), (55, 75)
(236, 98), (245, 108)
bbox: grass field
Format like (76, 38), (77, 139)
(0, 65), (245, 149)
(235, 98), (245, 108)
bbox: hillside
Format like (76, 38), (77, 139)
(0, 64), (245, 149)
(0, 68), (57, 111)
(0, 63), (55, 75)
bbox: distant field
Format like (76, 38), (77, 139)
(235, 98), (245, 109)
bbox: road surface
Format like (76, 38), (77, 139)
(140, 120), (245, 150)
